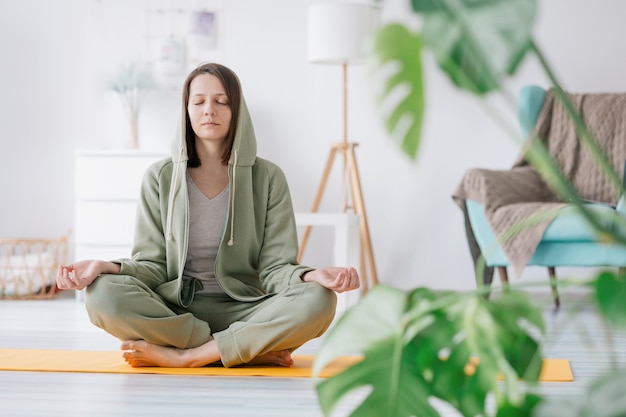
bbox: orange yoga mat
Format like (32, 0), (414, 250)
(0, 349), (359, 378)
(466, 357), (573, 382)
(0, 349), (573, 381)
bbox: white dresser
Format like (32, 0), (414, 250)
(74, 149), (168, 265)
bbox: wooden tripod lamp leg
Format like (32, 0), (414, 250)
(298, 145), (340, 262)
(346, 144), (379, 290)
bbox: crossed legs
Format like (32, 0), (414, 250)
(85, 274), (336, 367)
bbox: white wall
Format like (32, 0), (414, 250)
(1, 0), (625, 292)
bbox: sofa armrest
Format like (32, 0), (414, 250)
(617, 194), (626, 214)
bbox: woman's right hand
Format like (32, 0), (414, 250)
(56, 260), (120, 291)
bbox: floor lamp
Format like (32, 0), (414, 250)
(301, 2), (381, 293)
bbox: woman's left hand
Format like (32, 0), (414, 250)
(302, 267), (360, 293)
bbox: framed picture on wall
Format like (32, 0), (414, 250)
(188, 10), (220, 69)
(142, 0), (222, 88)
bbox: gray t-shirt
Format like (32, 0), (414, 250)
(183, 170), (229, 294)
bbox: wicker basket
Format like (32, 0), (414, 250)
(0, 234), (69, 299)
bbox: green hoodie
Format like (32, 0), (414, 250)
(117, 96), (312, 308)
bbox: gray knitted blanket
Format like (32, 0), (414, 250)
(454, 88), (626, 275)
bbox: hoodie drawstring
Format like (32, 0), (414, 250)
(227, 150), (238, 246)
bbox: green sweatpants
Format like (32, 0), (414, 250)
(85, 274), (337, 367)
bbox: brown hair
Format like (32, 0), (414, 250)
(181, 63), (242, 167)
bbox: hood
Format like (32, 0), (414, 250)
(165, 95), (258, 242)
(229, 97), (257, 167)
(169, 96), (257, 165)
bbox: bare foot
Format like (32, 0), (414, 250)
(121, 340), (192, 367)
(243, 350), (294, 367)
(120, 340), (293, 368)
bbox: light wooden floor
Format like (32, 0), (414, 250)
(0, 289), (624, 416)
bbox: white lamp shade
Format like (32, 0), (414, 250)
(307, 2), (381, 64)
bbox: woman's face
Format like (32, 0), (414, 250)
(187, 73), (232, 144)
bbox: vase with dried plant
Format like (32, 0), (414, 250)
(107, 64), (156, 149)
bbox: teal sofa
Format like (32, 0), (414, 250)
(464, 85), (626, 307)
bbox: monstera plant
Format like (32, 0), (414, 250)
(312, 1), (626, 416)
(314, 286), (545, 416)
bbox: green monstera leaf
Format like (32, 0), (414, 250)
(369, 0), (536, 159)
(415, 0), (537, 94)
(313, 285), (545, 417)
(409, 289), (544, 416)
(370, 23), (425, 159)
(595, 270), (626, 328)
(317, 337), (440, 417)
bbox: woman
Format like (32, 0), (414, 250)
(56, 63), (359, 368)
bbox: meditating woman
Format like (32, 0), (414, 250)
(56, 62), (359, 368)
